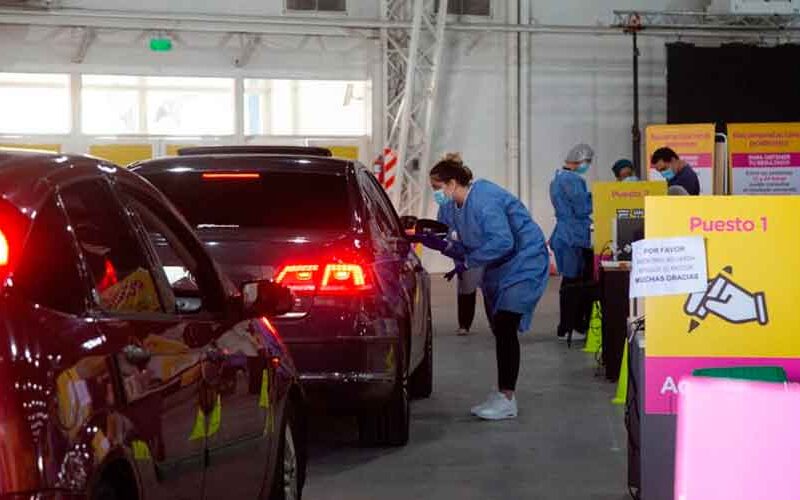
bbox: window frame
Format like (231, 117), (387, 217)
(358, 170), (403, 241)
(284, 0), (347, 14)
(57, 176), (168, 318)
(436, 0), (493, 17)
(13, 192), (95, 316)
(113, 179), (230, 318)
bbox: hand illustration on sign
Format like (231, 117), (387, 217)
(684, 266), (768, 333)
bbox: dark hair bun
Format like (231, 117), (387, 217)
(430, 152), (472, 186)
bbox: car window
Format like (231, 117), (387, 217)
(59, 180), (164, 314)
(122, 193), (216, 315)
(145, 171), (351, 230)
(14, 196), (87, 315)
(360, 172), (402, 239)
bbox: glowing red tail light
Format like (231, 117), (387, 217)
(275, 261), (373, 295)
(0, 229), (8, 268)
(202, 172), (260, 180)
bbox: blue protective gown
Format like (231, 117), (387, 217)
(437, 180), (550, 332)
(549, 169), (593, 279)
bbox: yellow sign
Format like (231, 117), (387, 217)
(89, 144), (153, 166)
(728, 123), (800, 195)
(646, 196), (800, 357)
(0, 143), (61, 153)
(327, 145), (359, 160)
(644, 195), (800, 414)
(645, 124), (716, 193)
(591, 181), (667, 257)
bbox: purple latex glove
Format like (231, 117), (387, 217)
(444, 261), (468, 282)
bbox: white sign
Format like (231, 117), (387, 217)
(629, 236), (708, 298)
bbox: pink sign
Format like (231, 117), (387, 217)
(675, 378), (800, 500)
(679, 153), (713, 169)
(730, 152), (800, 195)
(645, 356), (800, 415)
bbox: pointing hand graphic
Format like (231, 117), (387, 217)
(684, 269), (768, 332)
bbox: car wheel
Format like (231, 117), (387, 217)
(358, 380), (410, 447)
(409, 310), (433, 399)
(269, 406), (303, 500)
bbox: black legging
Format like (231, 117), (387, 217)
(490, 310), (523, 392)
(457, 292), (477, 330)
(558, 248), (595, 335)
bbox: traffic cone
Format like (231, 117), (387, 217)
(612, 341), (629, 405)
(583, 301), (602, 354)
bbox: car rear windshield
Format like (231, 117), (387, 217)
(147, 171), (351, 230)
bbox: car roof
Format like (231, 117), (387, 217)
(177, 145), (333, 157)
(0, 148), (161, 215)
(131, 154), (358, 177)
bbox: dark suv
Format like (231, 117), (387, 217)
(133, 147), (432, 446)
(0, 150), (306, 500)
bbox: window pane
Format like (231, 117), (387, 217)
(147, 90), (234, 135)
(60, 180), (163, 314)
(245, 79), (370, 136)
(317, 0), (346, 11)
(286, 0), (316, 10)
(82, 88), (140, 134)
(146, 171), (351, 230)
(15, 197), (86, 315)
(81, 74), (234, 135)
(0, 73), (70, 134)
(123, 195), (207, 315)
(295, 81), (369, 136)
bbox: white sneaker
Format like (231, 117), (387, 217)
(470, 391), (503, 416)
(474, 394), (518, 421)
(456, 328), (470, 336)
(571, 331), (587, 341)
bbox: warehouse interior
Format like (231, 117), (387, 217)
(1, 1), (799, 499)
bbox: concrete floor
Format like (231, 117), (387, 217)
(304, 276), (629, 500)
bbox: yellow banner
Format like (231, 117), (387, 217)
(0, 143), (61, 153)
(645, 196), (800, 358)
(591, 181), (667, 257)
(728, 123), (800, 195)
(89, 144), (153, 167)
(327, 145), (359, 160)
(645, 124), (716, 193)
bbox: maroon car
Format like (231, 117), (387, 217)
(0, 150), (306, 500)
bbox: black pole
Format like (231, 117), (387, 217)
(632, 30), (642, 177)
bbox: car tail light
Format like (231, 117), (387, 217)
(202, 172), (260, 180)
(0, 229), (9, 268)
(275, 261), (373, 296)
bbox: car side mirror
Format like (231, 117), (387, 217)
(241, 280), (293, 318)
(400, 215), (418, 232)
(414, 218), (449, 238)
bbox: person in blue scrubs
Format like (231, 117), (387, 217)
(550, 143), (595, 343)
(437, 192), (485, 336)
(417, 153), (549, 420)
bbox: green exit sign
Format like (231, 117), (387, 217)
(149, 37), (173, 52)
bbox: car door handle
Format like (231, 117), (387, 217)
(123, 344), (152, 366)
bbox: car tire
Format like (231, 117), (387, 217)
(409, 310), (433, 399)
(269, 405), (304, 500)
(358, 380), (410, 447)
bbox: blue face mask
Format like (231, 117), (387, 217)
(660, 169), (675, 181)
(433, 189), (450, 206)
(623, 176), (639, 182)
(575, 162), (591, 175)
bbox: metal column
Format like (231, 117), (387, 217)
(382, 0), (448, 216)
